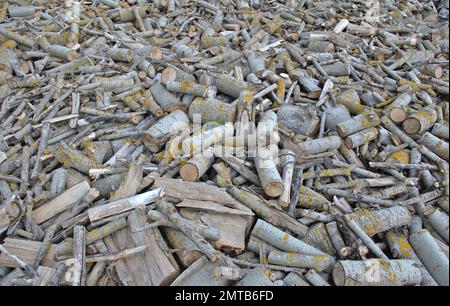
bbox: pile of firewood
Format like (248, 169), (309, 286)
(0, 0), (449, 286)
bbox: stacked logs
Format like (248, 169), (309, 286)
(0, 0), (449, 287)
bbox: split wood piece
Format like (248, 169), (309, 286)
(176, 199), (253, 217)
(255, 147), (284, 197)
(33, 266), (57, 286)
(402, 107), (438, 135)
(87, 188), (163, 223)
(201, 212), (249, 254)
(72, 226), (86, 286)
(332, 259), (422, 286)
(386, 230), (438, 286)
(32, 181), (90, 224)
(189, 97), (237, 124)
(236, 267), (274, 286)
(0, 238), (57, 268)
(128, 209), (180, 286)
(0, 244), (37, 277)
(170, 256), (231, 286)
(111, 156), (144, 202)
(345, 206), (412, 237)
(85, 241), (108, 286)
(145, 210), (221, 242)
(409, 229), (449, 286)
(153, 177), (241, 207)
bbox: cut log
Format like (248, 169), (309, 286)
(150, 83), (185, 113)
(255, 147), (284, 197)
(402, 107), (438, 135)
(336, 111), (380, 138)
(332, 259), (422, 286)
(142, 110), (190, 152)
(189, 97), (237, 124)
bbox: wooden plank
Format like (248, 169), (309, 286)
(87, 188), (163, 222)
(202, 213), (249, 254)
(171, 256), (231, 286)
(32, 181), (90, 224)
(128, 209), (180, 285)
(33, 266), (57, 286)
(176, 199), (254, 216)
(0, 238), (57, 268)
(152, 177), (241, 206)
